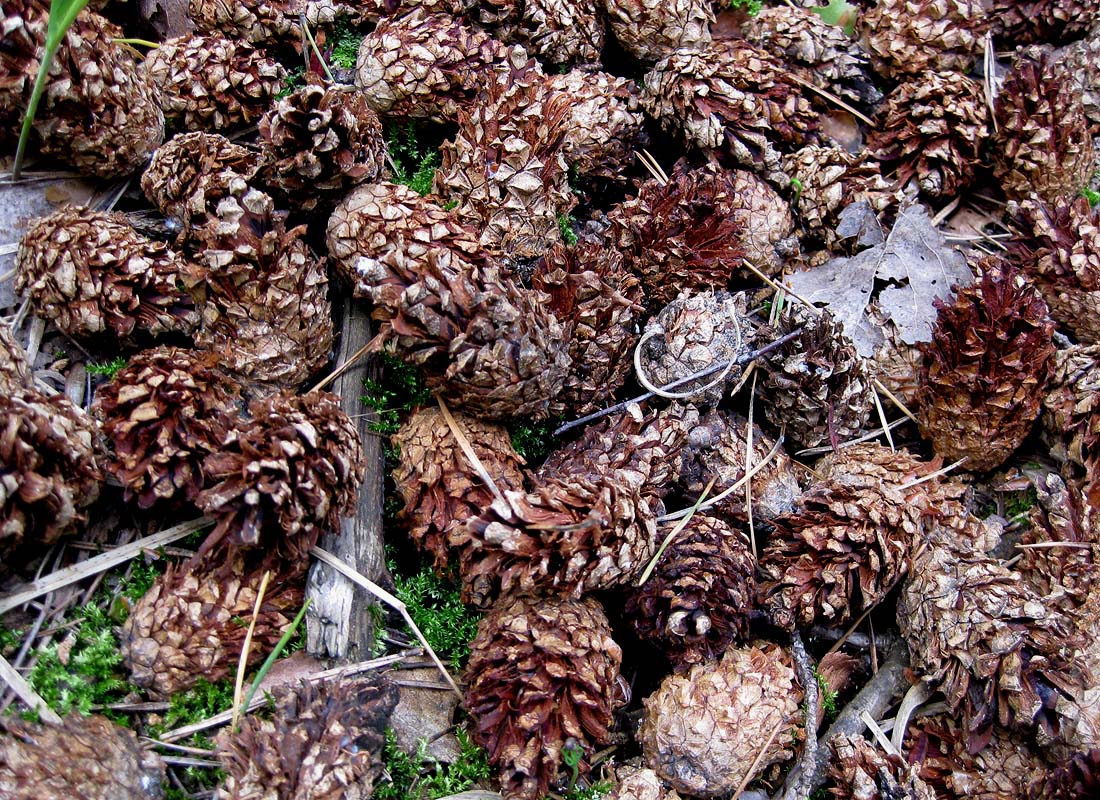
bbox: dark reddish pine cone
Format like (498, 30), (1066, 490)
(0, 0), (47, 148)
(464, 595), (622, 800)
(0, 713), (165, 799)
(1028, 749), (1100, 799)
(92, 347), (242, 510)
(1041, 345), (1100, 491)
(917, 257), (1055, 473)
(990, 0), (1100, 45)
(121, 550), (305, 697)
(625, 513), (756, 671)
(196, 389), (365, 561)
(14, 207), (203, 345)
(828, 734), (937, 800)
(391, 406), (527, 571)
(215, 676), (398, 800)
(473, 0), (605, 65)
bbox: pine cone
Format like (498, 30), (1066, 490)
(326, 181), (485, 290)
(607, 164), (749, 307)
(906, 713), (1049, 798)
(917, 258), (1055, 473)
(740, 5), (881, 108)
(602, 0), (712, 63)
(756, 304), (874, 451)
(0, 386), (100, 557)
(0, 322), (32, 395)
(189, 0), (366, 46)
(143, 34), (284, 132)
(531, 241), (644, 415)
(639, 641), (802, 798)
(625, 514), (755, 671)
(990, 0), (1099, 44)
(215, 676), (398, 800)
(676, 409), (802, 521)
(15, 207), (202, 343)
(545, 70), (646, 183)
(899, 530), (1082, 747)
(867, 70), (990, 199)
(759, 443), (940, 631)
(993, 51), (1094, 204)
(724, 169), (799, 277)
(1059, 25), (1100, 129)
(257, 81), (386, 211)
(475, 0), (604, 65)
(642, 42), (817, 185)
(435, 66), (577, 265)
(637, 291), (752, 409)
(1029, 749), (1100, 799)
(606, 766), (675, 800)
(353, 9), (522, 121)
(782, 145), (899, 246)
(1007, 195), (1100, 345)
(1042, 345), (1100, 480)
(142, 132), (262, 236)
(0, 713), (164, 799)
(464, 595), (622, 800)
(828, 734), (937, 800)
(15, 7), (164, 177)
(121, 553), (305, 696)
(92, 347), (242, 510)
(195, 191), (333, 391)
(391, 406), (527, 571)
(196, 390), (365, 560)
(865, 301), (925, 409)
(355, 240), (571, 420)
(859, 0), (990, 79)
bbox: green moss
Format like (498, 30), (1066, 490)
(387, 121), (442, 197)
(276, 65), (306, 100)
(86, 356), (127, 379)
(361, 352), (432, 437)
(814, 666), (839, 723)
(557, 213), (579, 246)
(147, 679), (235, 739)
(330, 20), (362, 69)
(728, 0), (764, 13)
(374, 727), (491, 800)
(560, 783), (613, 800)
(1083, 185), (1100, 207)
(392, 567), (481, 666)
(1005, 486), (1038, 520)
(509, 419), (560, 463)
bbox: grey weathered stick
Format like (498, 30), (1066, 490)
(774, 638), (910, 800)
(0, 653), (61, 724)
(306, 294), (389, 660)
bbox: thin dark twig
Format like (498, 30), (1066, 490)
(554, 328), (803, 436)
(788, 631), (818, 800)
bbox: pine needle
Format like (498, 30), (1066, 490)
(231, 569), (272, 729)
(637, 478), (716, 586)
(438, 396), (504, 503)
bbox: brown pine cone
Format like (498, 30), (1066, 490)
(828, 734), (937, 800)
(993, 50), (1094, 204)
(724, 169), (799, 277)
(257, 81), (386, 211)
(545, 70), (646, 183)
(606, 766), (674, 800)
(867, 70), (990, 199)
(990, 0), (1100, 45)
(464, 595), (622, 800)
(391, 406), (527, 571)
(0, 387), (101, 556)
(531, 241), (644, 415)
(859, 0), (990, 79)
(899, 530), (1082, 745)
(607, 164), (749, 307)
(759, 443), (940, 631)
(325, 181), (485, 288)
(196, 390), (365, 560)
(1042, 345), (1100, 481)
(1059, 25), (1100, 129)
(637, 291), (752, 409)
(353, 9), (522, 121)
(356, 242), (571, 420)
(1007, 195), (1100, 344)
(1029, 749), (1100, 799)
(195, 191), (333, 391)
(0, 713), (165, 799)
(602, 0), (712, 63)
(15, 207), (202, 343)
(756, 304), (874, 451)
(0, 322), (32, 395)
(15, 7), (164, 177)
(917, 258), (1055, 473)
(215, 676), (398, 800)
(189, 0), (367, 46)
(143, 34), (284, 132)
(142, 132), (262, 236)
(625, 513), (755, 670)
(639, 641), (802, 798)
(475, 0), (605, 65)
(91, 347), (242, 510)
(642, 42), (816, 185)
(676, 409), (802, 521)
(435, 66), (577, 265)
(740, 5), (881, 108)
(121, 553), (305, 696)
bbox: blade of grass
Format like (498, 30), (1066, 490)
(234, 597), (312, 731)
(13, 0), (91, 180)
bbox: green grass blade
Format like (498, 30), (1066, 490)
(234, 597), (312, 731)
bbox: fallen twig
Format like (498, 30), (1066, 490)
(785, 631), (818, 800)
(0, 653), (61, 724)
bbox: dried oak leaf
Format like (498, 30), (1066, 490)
(785, 202), (973, 358)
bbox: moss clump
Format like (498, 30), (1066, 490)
(86, 356), (127, 378)
(362, 352), (432, 438)
(387, 121), (442, 197)
(375, 727), (491, 800)
(392, 566), (481, 667)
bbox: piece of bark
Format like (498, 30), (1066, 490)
(389, 667), (461, 762)
(306, 294), (389, 660)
